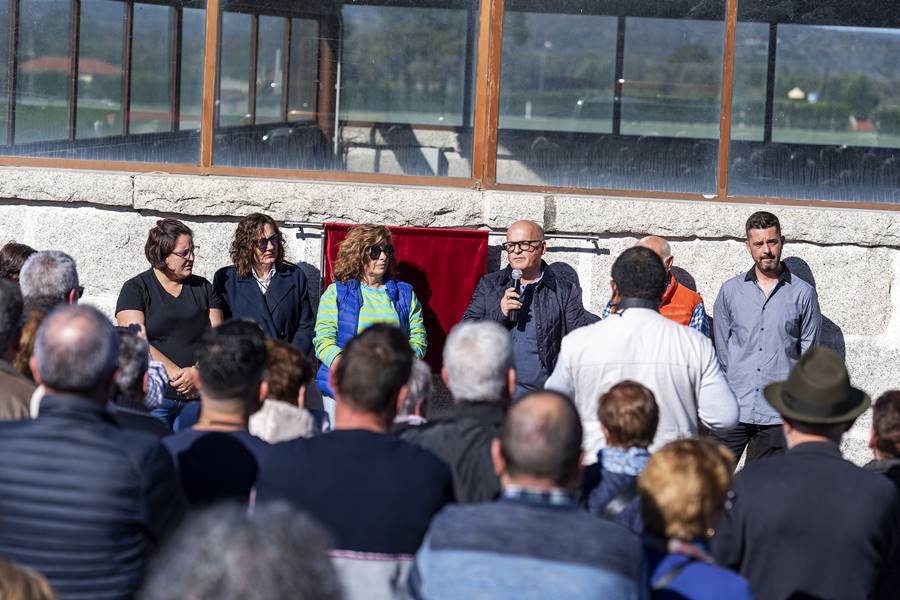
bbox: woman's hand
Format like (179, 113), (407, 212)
(171, 366), (199, 399)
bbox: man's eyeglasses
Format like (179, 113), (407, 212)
(172, 246), (197, 260)
(368, 244), (395, 260)
(254, 233), (282, 252)
(502, 240), (543, 253)
(74, 285), (84, 299)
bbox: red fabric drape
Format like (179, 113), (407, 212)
(323, 223), (489, 372)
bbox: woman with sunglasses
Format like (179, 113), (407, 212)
(212, 213), (315, 353)
(313, 224), (427, 418)
(116, 219), (224, 426)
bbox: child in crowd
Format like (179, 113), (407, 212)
(582, 380), (659, 534)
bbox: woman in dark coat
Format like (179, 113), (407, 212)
(213, 213), (315, 354)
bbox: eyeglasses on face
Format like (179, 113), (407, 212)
(172, 245), (197, 260)
(368, 244), (395, 260)
(74, 285), (84, 299)
(502, 240), (543, 253)
(254, 233), (282, 252)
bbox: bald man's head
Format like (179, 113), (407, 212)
(33, 305), (119, 399)
(499, 390), (583, 487)
(507, 220), (544, 241)
(636, 236), (673, 273)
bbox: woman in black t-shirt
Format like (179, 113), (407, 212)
(116, 219), (224, 426)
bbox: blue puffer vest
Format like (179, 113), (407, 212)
(315, 278), (413, 398)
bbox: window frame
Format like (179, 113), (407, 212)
(0, 0), (897, 211)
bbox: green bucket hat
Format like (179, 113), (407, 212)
(764, 346), (870, 424)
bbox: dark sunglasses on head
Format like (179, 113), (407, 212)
(368, 244), (395, 260)
(254, 233), (282, 252)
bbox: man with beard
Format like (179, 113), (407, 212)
(712, 211), (821, 463)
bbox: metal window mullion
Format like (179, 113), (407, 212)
(170, 5), (182, 132)
(122, 0), (133, 136)
(6, 0), (19, 145)
(68, 0), (80, 140)
(281, 16), (290, 123)
(612, 16), (625, 136)
(763, 22), (777, 143)
(249, 13), (258, 125)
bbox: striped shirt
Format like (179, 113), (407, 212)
(314, 282), (427, 367)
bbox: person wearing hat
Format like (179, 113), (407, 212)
(711, 347), (900, 600)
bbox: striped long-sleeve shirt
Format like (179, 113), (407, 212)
(313, 282), (427, 367)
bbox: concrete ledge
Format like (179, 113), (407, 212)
(0, 166), (133, 207)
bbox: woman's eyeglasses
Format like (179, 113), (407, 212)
(254, 233), (282, 252)
(368, 244), (395, 260)
(172, 246), (197, 260)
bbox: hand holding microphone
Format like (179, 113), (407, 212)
(502, 268), (524, 321)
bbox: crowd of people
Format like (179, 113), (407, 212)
(0, 209), (896, 600)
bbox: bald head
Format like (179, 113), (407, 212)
(499, 390), (583, 487)
(635, 236), (671, 261)
(507, 220), (544, 241)
(33, 305), (119, 399)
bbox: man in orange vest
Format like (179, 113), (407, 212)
(602, 236), (709, 336)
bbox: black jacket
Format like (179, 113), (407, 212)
(398, 401), (504, 504)
(712, 442), (900, 600)
(462, 262), (597, 374)
(865, 457), (900, 493)
(0, 394), (186, 600)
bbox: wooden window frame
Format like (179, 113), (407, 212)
(1, 0), (898, 212)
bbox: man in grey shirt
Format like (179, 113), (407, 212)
(713, 211), (821, 463)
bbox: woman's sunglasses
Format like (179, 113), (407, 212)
(368, 244), (395, 260)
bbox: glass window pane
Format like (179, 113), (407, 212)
(730, 3), (900, 204)
(214, 1), (477, 177)
(76, 0), (125, 140)
(218, 11), (251, 127)
(14, 0), (71, 145)
(131, 3), (173, 134)
(0, 2), (9, 144)
(256, 15), (286, 124)
(179, 6), (205, 133)
(497, 2), (724, 193)
(2, 1), (204, 163)
(288, 18), (318, 122)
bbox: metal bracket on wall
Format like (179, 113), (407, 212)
(283, 221), (325, 240)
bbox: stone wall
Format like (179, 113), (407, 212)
(2, 165), (897, 464)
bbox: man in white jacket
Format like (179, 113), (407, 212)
(545, 246), (738, 464)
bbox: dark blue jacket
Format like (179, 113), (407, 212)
(462, 262), (597, 374)
(213, 262), (315, 354)
(583, 464), (643, 534)
(0, 394), (186, 600)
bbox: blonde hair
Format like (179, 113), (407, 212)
(638, 438), (734, 541)
(0, 558), (57, 600)
(332, 224), (393, 284)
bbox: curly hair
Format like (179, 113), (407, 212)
(230, 214), (285, 278)
(332, 224), (394, 283)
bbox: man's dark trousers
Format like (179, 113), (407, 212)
(711, 423), (786, 463)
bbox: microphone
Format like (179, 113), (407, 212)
(509, 268), (523, 322)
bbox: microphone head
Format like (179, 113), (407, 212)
(511, 268), (523, 281)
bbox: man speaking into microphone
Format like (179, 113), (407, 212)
(463, 220), (597, 400)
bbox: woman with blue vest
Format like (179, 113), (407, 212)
(313, 224), (427, 423)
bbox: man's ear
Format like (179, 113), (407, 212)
(869, 428), (878, 451)
(29, 355), (42, 386)
(491, 437), (506, 478)
(194, 368), (203, 392)
(441, 366), (449, 387)
(328, 364), (339, 398)
(664, 256), (674, 272)
(142, 372), (149, 395)
(68, 288), (78, 305)
(507, 368), (516, 399)
(609, 280), (621, 307)
(296, 384), (307, 409)
(258, 380), (269, 403)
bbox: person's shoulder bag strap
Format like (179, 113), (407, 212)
(602, 479), (638, 520)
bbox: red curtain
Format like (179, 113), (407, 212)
(323, 223), (489, 371)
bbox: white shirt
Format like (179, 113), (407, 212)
(545, 307), (738, 463)
(252, 266), (275, 295)
(249, 399), (316, 443)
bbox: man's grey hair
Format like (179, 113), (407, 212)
(116, 331), (149, 402)
(0, 279), (23, 354)
(443, 321), (511, 402)
(19, 251), (79, 307)
(400, 359), (433, 417)
(139, 502), (341, 600)
(34, 305), (119, 394)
